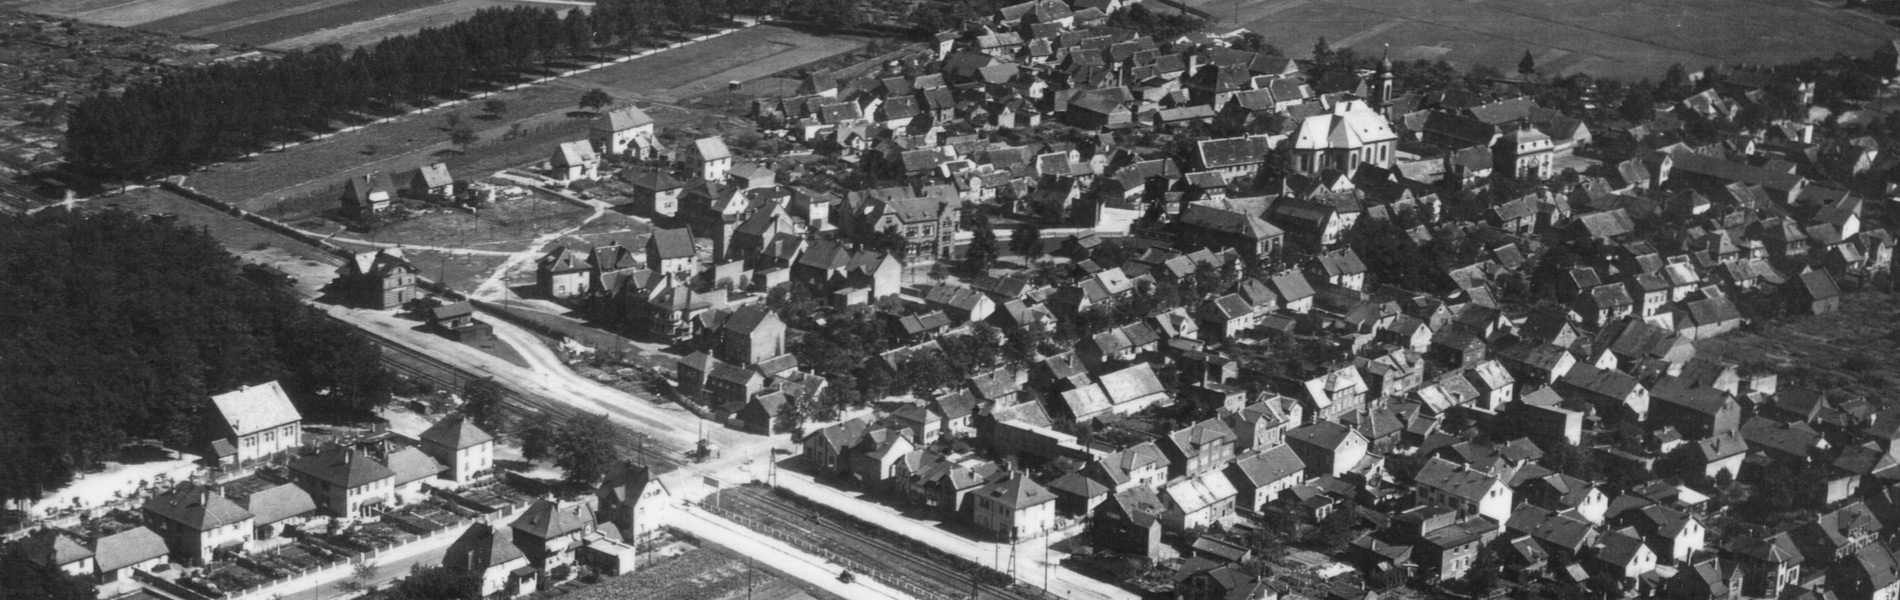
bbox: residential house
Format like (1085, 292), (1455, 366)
(1162, 419), (1238, 478)
(691, 137), (733, 182)
(340, 172), (396, 217)
(419, 415), (495, 485)
(1415, 458), (1512, 529)
(445, 523), (536, 599)
(205, 381), (302, 466)
(289, 447), (395, 517)
(1162, 470), (1239, 532)
(646, 228), (698, 276)
(333, 249), (418, 310)
(1286, 421), (1369, 478)
(407, 163), (455, 201)
(973, 474), (1058, 540)
(1227, 445), (1307, 512)
(550, 140), (600, 182)
(596, 461), (671, 542)
(591, 106), (661, 158)
(142, 484), (254, 564)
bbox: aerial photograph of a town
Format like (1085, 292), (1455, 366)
(9, 0), (1900, 597)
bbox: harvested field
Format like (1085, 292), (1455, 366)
(1192, 0), (1896, 80)
(264, 0), (518, 49)
(202, 0), (449, 47)
(1695, 291), (1900, 400)
(565, 26), (870, 103)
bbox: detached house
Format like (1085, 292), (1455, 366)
(550, 140), (600, 182)
(973, 474), (1058, 540)
(419, 415), (496, 485)
(340, 172), (396, 217)
(205, 381), (302, 466)
(591, 105), (662, 159)
(332, 249), (418, 310)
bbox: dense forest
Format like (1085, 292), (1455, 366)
(66, 0), (731, 180)
(0, 211), (394, 505)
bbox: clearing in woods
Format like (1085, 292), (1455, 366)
(1189, 0), (1894, 80)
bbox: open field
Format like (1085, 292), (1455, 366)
(171, 25), (839, 213)
(560, 26), (871, 103)
(12, 0), (520, 48)
(1696, 290), (1900, 400)
(1191, 0), (1895, 80)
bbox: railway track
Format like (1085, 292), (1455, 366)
(709, 486), (1049, 600)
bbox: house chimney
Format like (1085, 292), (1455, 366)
(343, 450), (354, 465)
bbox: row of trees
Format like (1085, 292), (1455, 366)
(0, 211), (396, 505)
(67, 0), (731, 180)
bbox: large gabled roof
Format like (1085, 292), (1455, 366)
(211, 381), (302, 437)
(421, 415), (495, 450)
(92, 527), (167, 572)
(289, 447), (396, 488)
(143, 483), (254, 531)
(511, 499), (591, 540)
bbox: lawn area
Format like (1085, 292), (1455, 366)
(1194, 0), (1895, 80)
(1696, 290), (1900, 400)
(567, 26), (870, 103)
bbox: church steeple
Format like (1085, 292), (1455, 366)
(1371, 44), (1395, 116)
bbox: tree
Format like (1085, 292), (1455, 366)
(0, 211), (395, 504)
(449, 126), (477, 151)
(461, 378), (507, 430)
(962, 213), (998, 275)
(444, 111), (463, 130)
(1231, 31), (1278, 54)
(579, 88), (614, 113)
(1518, 50), (1536, 76)
(383, 565), (480, 600)
(541, 414), (620, 484)
(1010, 226), (1044, 262)
(897, 350), (958, 398)
(483, 99), (508, 117)
(0, 547), (93, 600)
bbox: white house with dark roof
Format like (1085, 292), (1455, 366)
(206, 381), (302, 465)
(596, 460), (671, 542)
(591, 105), (661, 158)
(421, 414), (496, 484)
(973, 473), (1057, 540)
(289, 447), (396, 517)
(1226, 445), (1306, 512)
(141, 483), (254, 564)
(445, 522), (536, 599)
(1415, 457), (1511, 531)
